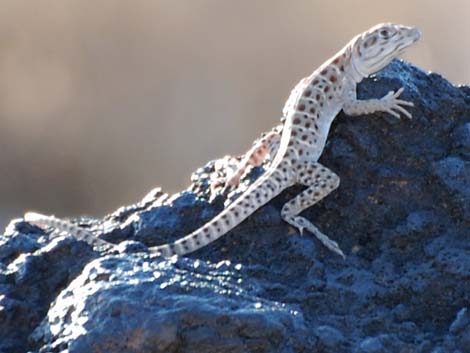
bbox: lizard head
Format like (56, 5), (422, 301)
(350, 23), (421, 78)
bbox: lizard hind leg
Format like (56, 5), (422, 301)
(222, 126), (282, 190)
(280, 163), (345, 258)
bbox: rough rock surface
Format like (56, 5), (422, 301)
(1, 60), (470, 353)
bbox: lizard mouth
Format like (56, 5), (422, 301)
(409, 27), (422, 42)
(393, 28), (421, 56)
(394, 27), (421, 53)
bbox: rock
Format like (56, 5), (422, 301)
(314, 325), (345, 348)
(449, 308), (470, 352)
(432, 156), (470, 220)
(1, 59), (470, 353)
(452, 122), (470, 154)
(0, 225), (98, 353)
(391, 304), (410, 323)
(405, 210), (435, 232)
(358, 336), (386, 353)
(29, 256), (309, 353)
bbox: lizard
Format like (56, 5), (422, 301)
(25, 23), (421, 259)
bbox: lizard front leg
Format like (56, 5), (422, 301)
(343, 87), (414, 119)
(281, 162), (344, 258)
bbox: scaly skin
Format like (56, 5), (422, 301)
(25, 23), (421, 258)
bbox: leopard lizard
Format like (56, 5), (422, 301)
(25, 23), (421, 259)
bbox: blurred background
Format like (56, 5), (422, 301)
(1, 0), (469, 229)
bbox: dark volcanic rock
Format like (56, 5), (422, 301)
(1, 60), (470, 353)
(30, 256), (310, 353)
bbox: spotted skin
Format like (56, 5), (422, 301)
(223, 125), (282, 189)
(280, 163), (342, 257)
(24, 212), (111, 249)
(24, 23), (421, 258)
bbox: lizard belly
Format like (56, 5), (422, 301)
(295, 106), (341, 163)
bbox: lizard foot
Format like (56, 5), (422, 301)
(287, 215), (345, 259)
(380, 87), (414, 119)
(208, 156), (242, 194)
(219, 172), (243, 194)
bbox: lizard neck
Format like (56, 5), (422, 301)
(342, 44), (365, 83)
(348, 56), (366, 83)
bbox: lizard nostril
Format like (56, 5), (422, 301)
(409, 27), (422, 41)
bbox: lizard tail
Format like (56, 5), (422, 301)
(24, 163), (291, 257)
(150, 165), (292, 257)
(24, 212), (108, 247)
(25, 212), (87, 235)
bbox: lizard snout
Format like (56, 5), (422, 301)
(408, 27), (422, 42)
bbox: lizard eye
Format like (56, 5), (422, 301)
(380, 29), (390, 38)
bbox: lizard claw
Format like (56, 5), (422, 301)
(381, 86), (414, 119)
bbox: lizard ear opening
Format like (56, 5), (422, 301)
(363, 36), (377, 48)
(355, 43), (362, 57)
